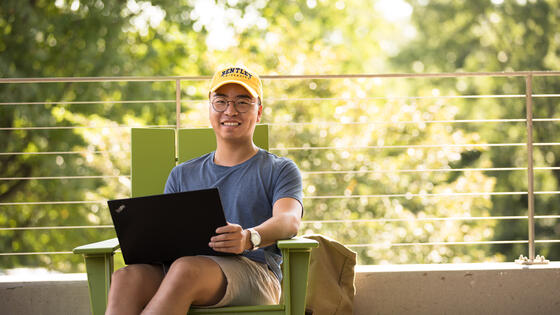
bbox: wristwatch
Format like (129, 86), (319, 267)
(247, 228), (261, 250)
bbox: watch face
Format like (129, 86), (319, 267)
(250, 229), (261, 247)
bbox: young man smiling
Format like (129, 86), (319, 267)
(105, 65), (303, 315)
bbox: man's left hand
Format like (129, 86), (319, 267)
(209, 222), (251, 254)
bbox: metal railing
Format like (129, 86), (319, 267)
(1, 71), (560, 265)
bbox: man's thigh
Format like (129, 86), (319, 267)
(197, 255), (281, 308)
(162, 256), (227, 306)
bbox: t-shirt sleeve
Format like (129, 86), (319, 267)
(164, 166), (179, 194)
(272, 159), (303, 208)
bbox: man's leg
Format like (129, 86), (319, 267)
(106, 264), (164, 315)
(141, 256), (227, 315)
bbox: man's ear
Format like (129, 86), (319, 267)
(256, 105), (263, 123)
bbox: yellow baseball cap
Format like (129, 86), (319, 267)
(209, 65), (263, 101)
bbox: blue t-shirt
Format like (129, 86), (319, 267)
(164, 148), (303, 280)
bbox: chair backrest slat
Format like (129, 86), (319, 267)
(131, 128), (175, 197)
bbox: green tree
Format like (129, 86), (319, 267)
(391, 0), (560, 260)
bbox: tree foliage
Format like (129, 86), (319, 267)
(391, 0), (560, 260)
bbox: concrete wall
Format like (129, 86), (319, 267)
(0, 274), (90, 315)
(2, 263), (560, 315)
(354, 262), (560, 315)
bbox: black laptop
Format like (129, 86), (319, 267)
(108, 188), (230, 265)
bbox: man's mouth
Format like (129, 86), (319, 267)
(221, 122), (241, 126)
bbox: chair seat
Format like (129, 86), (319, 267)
(188, 304), (284, 314)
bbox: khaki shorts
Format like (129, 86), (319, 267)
(195, 255), (281, 308)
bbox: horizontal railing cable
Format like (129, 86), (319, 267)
(270, 142), (560, 151)
(1, 93), (559, 108)
(0, 250), (122, 256)
(303, 191), (560, 199)
(0, 200), (106, 206)
(4, 215), (560, 232)
(0, 251), (75, 256)
(267, 118), (560, 127)
(4, 118), (560, 131)
(5, 239), (560, 257)
(266, 94), (531, 102)
(265, 94), (560, 102)
(0, 150), (128, 156)
(303, 167), (560, 175)
(0, 98), (205, 107)
(3, 118), (559, 132)
(3, 191), (560, 206)
(3, 167), (559, 182)
(0, 100), (176, 106)
(302, 215), (560, 224)
(0, 125), (174, 131)
(5, 142), (560, 156)
(345, 239), (560, 248)
(2, 70), (560, 85)
(0, 225), (114, 231)
(0, 94), (529, 106)
(2, 167), (559, 182)
(0, 175), (130, 181)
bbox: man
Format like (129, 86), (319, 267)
(105, 65), (303, 315)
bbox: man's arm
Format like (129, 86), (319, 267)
(209, 197), (302, 254)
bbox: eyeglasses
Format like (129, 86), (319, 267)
(210, 97), (257, 113)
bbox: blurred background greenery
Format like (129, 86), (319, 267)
(1, 0), (559, 272)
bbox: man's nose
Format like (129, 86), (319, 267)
(224, 101), (239, 115)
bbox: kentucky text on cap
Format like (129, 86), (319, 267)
(221, 67), (252, 79)
(210, 65), (263, 102)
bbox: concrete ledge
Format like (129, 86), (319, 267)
(354, 262), (560, 315)
(2, 263), (560, 315)
(0, 273), (90, 315)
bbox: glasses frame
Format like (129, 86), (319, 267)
(210, 96), (259, 113)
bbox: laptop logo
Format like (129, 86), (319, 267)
(116, 204), (126, 213)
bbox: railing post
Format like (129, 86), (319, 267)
(175, 79), (181, 161)
(516, 73), (548, 265)
(175, 79), (181, 130)
(526, 74), (535, 261)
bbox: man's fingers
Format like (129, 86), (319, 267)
(210, 233), (241, 242)
(215, 223), (242, 234)
(209, 240), (244, 254)
(209, 239), (238, 248)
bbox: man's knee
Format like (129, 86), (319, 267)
(111, 264), (161, 287)
(111, 265), (136, 286)
(168, 257), (205, 279)
(165, 256), (226, 305)
(167, 256), (224, 286)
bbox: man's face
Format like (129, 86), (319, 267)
(209, 83), (262, 143)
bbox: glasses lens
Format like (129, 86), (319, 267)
(234, 100), (253, 113)
(212, 98), (227, 112)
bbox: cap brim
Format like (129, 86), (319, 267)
(210, 80), (260, 99)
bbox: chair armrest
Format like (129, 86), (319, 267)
(277, 237), (319, 250)
(74, 238), (119, 315)
(73, 238), (120, 255)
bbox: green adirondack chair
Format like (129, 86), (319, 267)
(73, 125), (318, 315)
